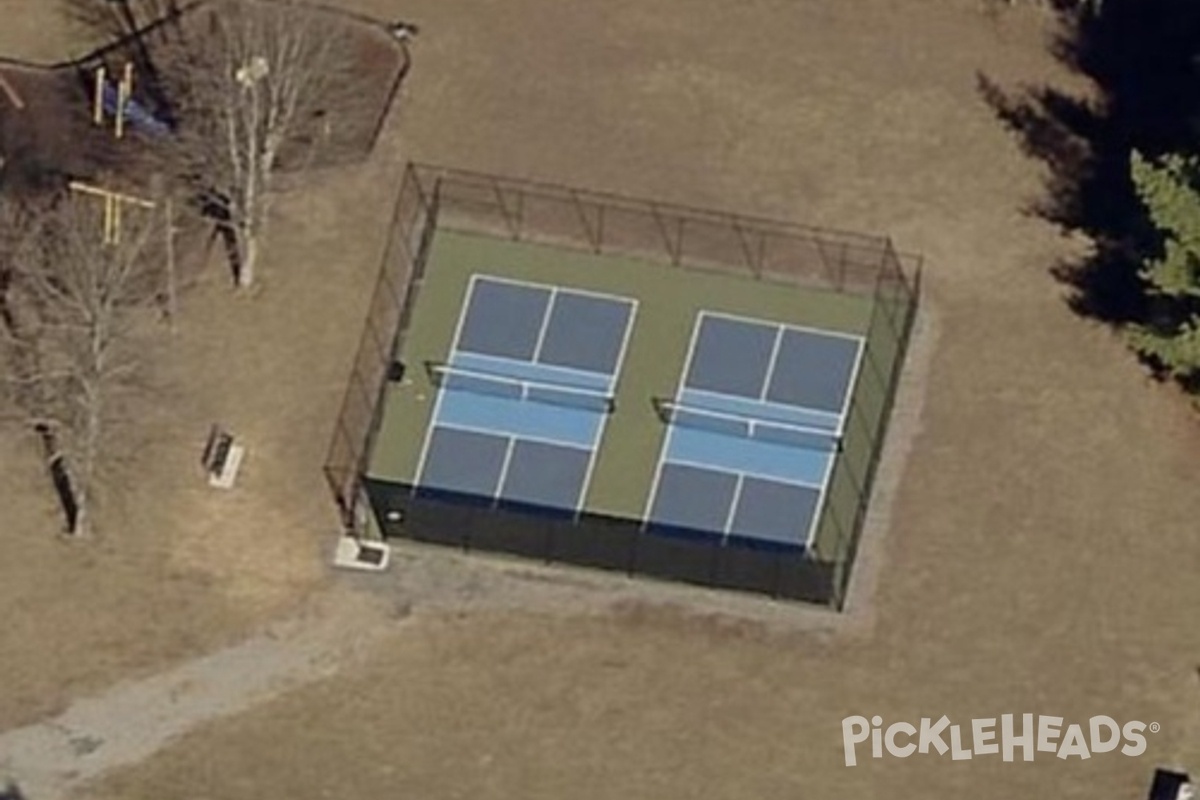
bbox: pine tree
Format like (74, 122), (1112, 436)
(1127, 150), (1200, 383)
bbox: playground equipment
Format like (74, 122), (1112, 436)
(65, 176), (179, 327)
(67, 180), (156, 245)
(92, 63), (170, 139)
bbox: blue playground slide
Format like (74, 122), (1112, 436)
(100, 81), (172, 138)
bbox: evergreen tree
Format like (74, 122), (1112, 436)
(1128, 150), (1200, 384)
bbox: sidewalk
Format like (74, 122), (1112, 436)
(0, 590), (398, 800)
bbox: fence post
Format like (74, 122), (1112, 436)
(491, 178), (520, 240)
(733, 220), (763, 279)
(325, 163), (923, 607)
(837, 242), (848, 291)
(824, 496), (850, 607)
(571, 190), (602, 253)
(673, 217), (685, 267)
(409, 163), (431, 215)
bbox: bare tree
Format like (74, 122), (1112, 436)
(0, 190), (52, 420)
(59, 0), (188, 52)
(160, 0), (360, 288)
(0, 191), (162, 536)
(59, 0), (187, 116)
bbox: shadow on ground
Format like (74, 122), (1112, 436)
(978, 0), (1200, 325)
(0, 0), (410, 193)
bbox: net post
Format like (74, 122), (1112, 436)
(428, 361), (616, 413)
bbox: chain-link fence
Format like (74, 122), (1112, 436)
(324, 163), (435, 523)
(423, 166), (899, 294)
(823, 245), (921, 608)
(326, 164), (920, 606)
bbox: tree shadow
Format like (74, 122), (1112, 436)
(978, 0), (1200, 324)
(60, 0), (191, 127)
(195, 187), (242, 284)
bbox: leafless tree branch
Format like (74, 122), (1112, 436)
(1, 190), (164, 535)
(155, 0), (362, 287)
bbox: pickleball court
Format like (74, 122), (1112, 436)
(414, 275), (636, 513)
(350, 172), (918, 605)
(646, 312), (862, 549)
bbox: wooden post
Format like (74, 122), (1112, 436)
(67, 181), (156, 246)
(103, 196), (113, 244)
(115, 63), (133, 139)
(93, 66), (106, 125)
(163, 189), (176, 331)
(112, 196), (122, 244)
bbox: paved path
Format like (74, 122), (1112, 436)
(0, 591), (397, 800)
(0, 338), (935, 800)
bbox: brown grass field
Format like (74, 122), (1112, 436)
(3, 0), (1200, 798)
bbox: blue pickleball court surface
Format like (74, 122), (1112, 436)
(416, 275), (636, 513)
(646, 311), (863, 549)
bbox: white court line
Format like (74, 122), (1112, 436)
(800, 437), (842, 550)
(492, 434), (518, 504)
(575, 295), (639, 517)
(759, 323), (785, 401)
(556, 283), (642, 305)
(530, 285), (559, 362)
(661, 399), (841, 443)
(605, 297), (640, 395)
(658, 456), (826, 491)
(641, 316), (705, 527)
(647, 309), (858, 547)
(433, 421), (593, 453)
(463, 273), (552, 361)
(461, 274), (639, 382)
(468, 272), (553, 293)
(412, 389), (450, 490)
(418, 273), (554, 489)
(470, 272), (636, 306)
(417, 272), (632, 503)
(457, 350), (612, 382)
(432, 362), (614, 407)
(803, 326), (865, 547)
(681, 386), (842, 423)
(412, 274), (482, 489)
(721, 473), (747, 542)
(534, 286), (639, 377)
(834, 335), (867, 439)
(654, 456), (826, 549)
(693, 307), (864, 436)
(699, 307), (866, 344)
(455, 278), (639, 518)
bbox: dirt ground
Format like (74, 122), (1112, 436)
(0, 64), (120, 189)
(0, 0), (403, 732)
(3, 0), (1200, 798)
